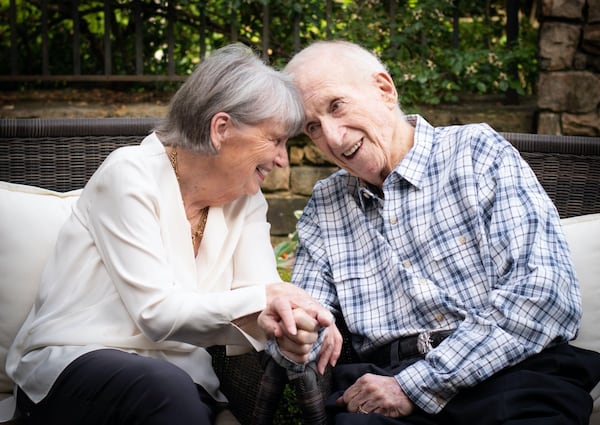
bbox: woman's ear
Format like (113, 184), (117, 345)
(210, 112), (231, 151)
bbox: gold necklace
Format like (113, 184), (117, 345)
(169, 148), (209, 245)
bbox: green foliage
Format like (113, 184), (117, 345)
(274, 210), (302, 280)
(0, 0), (538, 102)
(273, 385), (303, 425)
(272, 211), (304, 425)
(329, 0), (537, 106)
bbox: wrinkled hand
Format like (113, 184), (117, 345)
(258, 283), (334, 339)
(336, 374), (415, 417)
(274, 312), (344, 368)
(315, 322), (342, 374)
(275, 308), (320, 363)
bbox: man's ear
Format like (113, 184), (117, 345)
(210, 112), (231, 151)
(373, 72), (398, 109)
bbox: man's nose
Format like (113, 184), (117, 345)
(321, 120), (344, 149)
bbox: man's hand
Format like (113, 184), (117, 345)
(258, 282), (334, 339)
(274, 308), (319, 363)
(258, 283), (342, 369)
(336, 374), (415, 417)
(273, 314), (343, 369)
(315, 323), (343, 374)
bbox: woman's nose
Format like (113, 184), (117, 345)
(274, 143), (289, 168)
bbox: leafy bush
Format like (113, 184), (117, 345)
(1, 1), (538, 103)
(274, 210), (302, 281)
(335, 0), (538, 106)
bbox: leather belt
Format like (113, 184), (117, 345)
(363, 330), (453, 367)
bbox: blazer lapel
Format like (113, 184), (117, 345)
(196, 207), (230, 289)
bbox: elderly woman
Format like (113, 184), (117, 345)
(6, 44), (331, 425)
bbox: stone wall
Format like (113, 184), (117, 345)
(537, 0), (600, 135)
(263, 137), (337, 236)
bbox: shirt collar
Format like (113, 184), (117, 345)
(357, 181), (383, 209)
(392, 114), (435, 190)
(351, 114), (435, 206)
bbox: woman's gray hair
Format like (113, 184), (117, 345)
(156, 43), (305, 154)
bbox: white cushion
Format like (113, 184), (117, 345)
(0, 182), (80, 419)
(561, 213), (600, 424)
(0, 182), (598, 423)
(562, 213), (600, 352)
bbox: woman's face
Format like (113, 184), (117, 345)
(213, 116), (289, 199)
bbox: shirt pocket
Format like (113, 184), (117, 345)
(329, 242), (399, 306)
(429, 231), (473, 261)
(426, 230), (488, 307)
(330, 253), (387, 282)
(328, 229), (394, 283)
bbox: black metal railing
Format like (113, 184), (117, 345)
(0, 0), (524, 84)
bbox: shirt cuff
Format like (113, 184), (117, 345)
(395, 360), (455, 414)
(265, 326), (326, 380)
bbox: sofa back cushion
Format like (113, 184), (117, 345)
(0, 182), (80, 406)
(562, 213), (600, 353)
(561, 213), (600, 424)
(0, 183), (598, 422)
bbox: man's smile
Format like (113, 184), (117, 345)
(343, 139), (363, 158)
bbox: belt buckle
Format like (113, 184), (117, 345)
(416, 331), (434, 355)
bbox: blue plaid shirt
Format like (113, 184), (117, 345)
(291, 115), (581, 413)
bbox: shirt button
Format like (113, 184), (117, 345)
(403, 260), (412, 268)
(435, 313), (445, 322)
(418, 277), (427, 284)
(435, 396), (445, 405)
(458, 236), (467, 244)
(389, 216), (398, 224)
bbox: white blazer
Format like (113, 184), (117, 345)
(6, 133), (281, 404)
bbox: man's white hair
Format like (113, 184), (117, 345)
(284, 40), (389, 80)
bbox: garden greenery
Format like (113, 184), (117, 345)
(1, 0), (537, 106)
(274, 209), (302, 281)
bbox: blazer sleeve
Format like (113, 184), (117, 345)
(83, 150), (269, 349)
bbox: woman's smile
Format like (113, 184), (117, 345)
(256, 165), (271, 182)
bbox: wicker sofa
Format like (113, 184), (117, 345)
(1, 118), (599, 425)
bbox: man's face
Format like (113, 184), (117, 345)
(294, 59), (400, 187)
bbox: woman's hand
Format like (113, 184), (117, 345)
(274, 317), (343, 371)
(259, 283), (334, 339)
(258, 283), (342, 368)
(274, 308), (320, 363)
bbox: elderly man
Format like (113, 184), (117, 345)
(271, 40), (600, 424)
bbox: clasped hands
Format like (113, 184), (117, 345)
(258, 283), (415, 418)
(258, 282), (343, 374)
